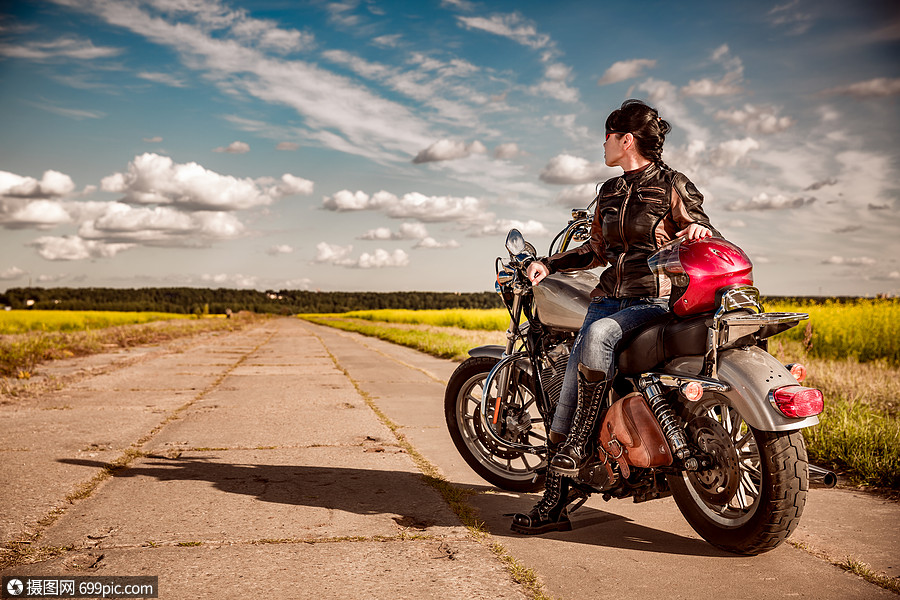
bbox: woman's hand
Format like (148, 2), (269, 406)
(677, 222), (713, 241)
(526, 261), (549, 286)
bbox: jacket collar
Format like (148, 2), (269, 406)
(623, 162), (660, 185)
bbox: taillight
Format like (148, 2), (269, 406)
(786, 363), (807, 383)
(769, 385), (824, 418)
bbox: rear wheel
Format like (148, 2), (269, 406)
(444, 356), (546, 492)
(668, 393), (808, 555)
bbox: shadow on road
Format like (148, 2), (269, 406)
(60, 455), (731, 557)
(475, 491), (733, 558)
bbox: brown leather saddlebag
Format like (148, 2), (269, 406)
(599, 392), (673, 478)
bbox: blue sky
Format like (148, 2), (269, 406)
(1, 0), (898, 296)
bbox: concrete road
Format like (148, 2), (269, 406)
(1, 318), (897, 599)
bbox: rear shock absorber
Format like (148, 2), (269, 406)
(639, 375), (697, 468)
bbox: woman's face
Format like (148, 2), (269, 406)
(603, 132), (626, 168)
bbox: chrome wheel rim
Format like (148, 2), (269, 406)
(681, 396), (763, 527)
(455, 366), (546, 483)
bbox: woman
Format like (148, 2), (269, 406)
(511, 99), (718, 535)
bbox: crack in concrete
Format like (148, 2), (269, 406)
(0, 326), (277, 570)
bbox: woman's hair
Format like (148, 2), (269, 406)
(605, 99), (671, 164)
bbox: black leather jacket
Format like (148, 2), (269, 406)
(543, 163), (718, 299)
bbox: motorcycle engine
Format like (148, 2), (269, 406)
(540, 340), (571, 405)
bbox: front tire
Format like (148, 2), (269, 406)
(668, 394), (808, 555)
(444, 356), (545, 492)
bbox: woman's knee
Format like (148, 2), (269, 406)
(581, 318), (622, 350)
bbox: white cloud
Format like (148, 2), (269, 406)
(822, 256), (877, 266)
(472, 219), (548, 238)
(0, 266), (26, 281)
(137, 71), (186, 87)
(545, 114), (590, 142)
(56, 0), (434, 163)
(456, 12), (552, 50)
(360, 222), (429, 240)
(314, 242), (409, 268)
(682, 78), (742, 97)
(101, 153), (309, 211)
(323, 190), (485, 223)
(0, 36), (122, 60)
(143, 136), (163, 143)
(414, 237), (460, 249)
(0, 169), (75, 198)
(767, 0), (816, 35)
(31, 103), (105, 120)
(710, 138), (760, 167)
(539, 154), (615, 185)
(269, 173), (314, 196)
(554, 183), (598, 207)
(823, 77), (900, 98)
(76, 203), (246, 246)
(28, 235), (134, 261)
(314, 242), (354, 264)
(372, 34), (402, 48)
(266, 244), (294, 255)
(276, 142), (299, 151)
(728, 192), (817, 211)
(531, 63), (578, 103)
(682, 44), (743, 97)
(493, 143), (523, 160)
(715, 105), (794, 134)
(1, 199), (72, 230)
(213, 141), (250, 154)
(597, 58), (656, 85)
(413, 139), (487, 163)
(200, 273), (259, 288)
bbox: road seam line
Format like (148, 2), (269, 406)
(299, 320), (449, 384)
(0, 327), (276, 570)
(309, 328), (555, 600)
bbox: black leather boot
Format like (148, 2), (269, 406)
(511, 432), (573, 535)
(550, 364), (609, 477)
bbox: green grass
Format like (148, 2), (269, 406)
(344, 308), (510, 331)
(299, 315), (505, 361)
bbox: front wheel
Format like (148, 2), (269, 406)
(668, 394), (809, 555)
(444, 356), (546, 492)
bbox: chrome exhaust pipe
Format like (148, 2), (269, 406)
(809, 464), (837, 488)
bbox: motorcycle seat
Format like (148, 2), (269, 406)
(616, 312), (711, 375)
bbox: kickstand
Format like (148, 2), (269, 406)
(566, 493), (589, 515)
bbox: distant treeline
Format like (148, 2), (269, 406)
(0, 287), (502, 315)
(0, 287), (885, 315)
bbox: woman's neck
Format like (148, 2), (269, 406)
(620, 156), (652, 173)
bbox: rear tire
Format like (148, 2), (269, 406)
(444, 356), (545, 492)
(668, 394), (808, 555)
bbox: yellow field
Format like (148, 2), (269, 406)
(0, 310), (191, 335)
(764, 298), (899, 365)
(343, 308), (510, 331)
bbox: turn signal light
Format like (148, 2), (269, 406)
(770, 385), (824, 418)
(681, 381), (704, 401)
(786, 362), (807, 383)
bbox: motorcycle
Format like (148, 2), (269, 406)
(444, 205), (834, 555)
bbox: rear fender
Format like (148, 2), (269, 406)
(665, 346), (820, 432)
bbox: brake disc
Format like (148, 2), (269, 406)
(472, 406), (527, 460)
(686, 415), (740, 505)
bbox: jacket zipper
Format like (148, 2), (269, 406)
(614, 183), (631, 297)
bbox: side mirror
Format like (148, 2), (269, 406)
(505, 229), (526, 255)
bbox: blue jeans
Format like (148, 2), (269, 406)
(550, 296), (669, 435)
